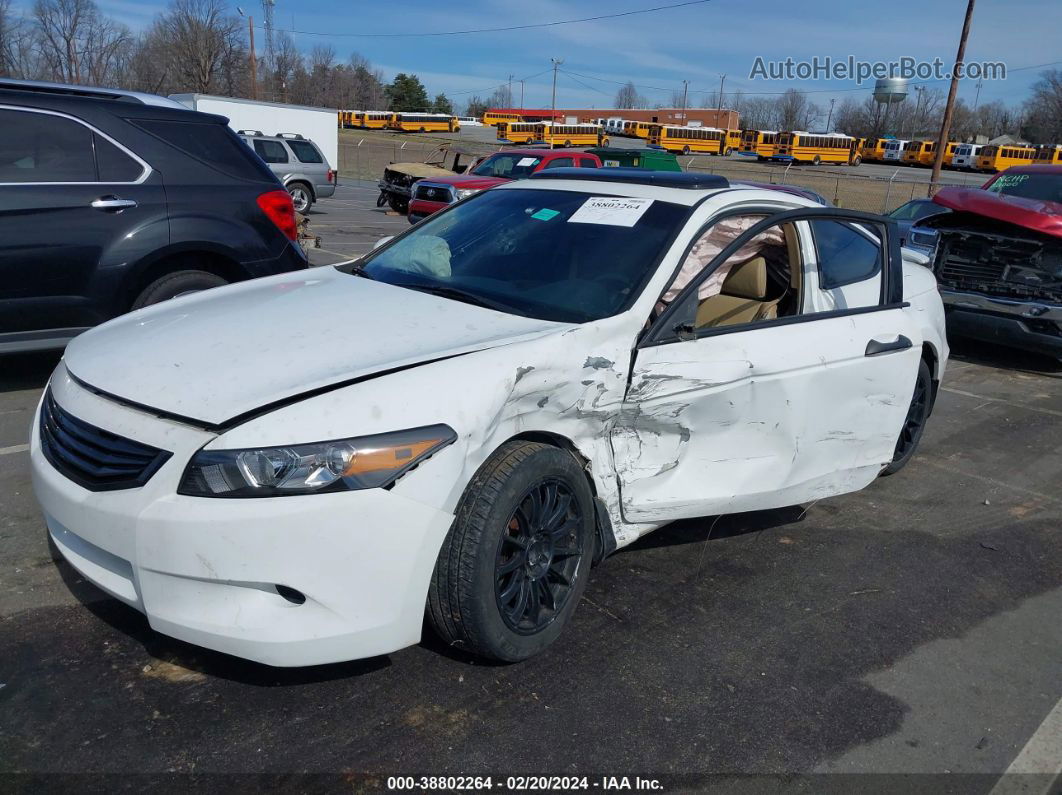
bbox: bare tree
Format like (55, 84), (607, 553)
(33, 0), (130, 84)
(741, 96), (778, 130)
(1023, 69), (1062, 143)
(614, 81), (641, 109)
(0, 0), (31, 76)
(152, 0), (245, 95)
(777, 88), (809, 130)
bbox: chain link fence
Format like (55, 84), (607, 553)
(337, 132), (974, 215)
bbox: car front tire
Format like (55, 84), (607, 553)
(427, 441), (595, 662)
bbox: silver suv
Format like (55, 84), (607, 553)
(238, 131), (336, 213)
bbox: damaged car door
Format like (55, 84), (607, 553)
(611, 208), (922, 523)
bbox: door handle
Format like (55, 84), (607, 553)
(865, 335), (913, 356)
(91, 196), (138, 212)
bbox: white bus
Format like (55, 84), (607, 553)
(951, 143), (983, 170)
(883, 139), (911, 162)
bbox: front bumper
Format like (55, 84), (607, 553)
(407, 198), (450, 224)
(31, 367), (456, 666)
(941, 289), (1062, 357)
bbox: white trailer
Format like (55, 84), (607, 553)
(169, 94), (339, 170)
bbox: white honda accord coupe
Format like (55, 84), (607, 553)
(31, 169), (948, 666)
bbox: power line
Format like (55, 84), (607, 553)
(255, 0), (716, 38)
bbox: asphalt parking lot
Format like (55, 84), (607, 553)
(305, 182), (413, 267)
(1, 192), (1061, 789)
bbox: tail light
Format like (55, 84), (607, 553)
(327, 169), (336, 184)
(256, 190), (297, 241)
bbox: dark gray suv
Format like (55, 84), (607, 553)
(0, 79), (308, 354)
(238, 131), (337, 213)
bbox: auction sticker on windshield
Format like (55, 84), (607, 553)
(568, 197), (654, 227)
(516, 157), (540, 167)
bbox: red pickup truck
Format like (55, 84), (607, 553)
(407, 148), (603, 223)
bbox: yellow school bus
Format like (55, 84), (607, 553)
(357, 111), (396, 129)
(902, 140), (959, 167)
(482, 110), (523, 127)
(537, 123), (606, 147)
(739, 130), (779, 160)
(390, 113), (459, 133)
(338, 110), (360, 128)
(724, 129), (742, 155)
(860, 138), (891, 163)
(497, 122), (542, 144)
(649, 125), (727, 154)
(774, 132), (861, 165)
(1034, 144), (1062, 165)
(976, 144), (1038, 172)
(622, 120), (655, 139)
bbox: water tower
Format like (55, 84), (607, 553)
(873, 77), (908, 137)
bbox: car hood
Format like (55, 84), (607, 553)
(63, 268), (568, 427)
(932, 187), (1062, 239)
(421, 175), (510, 190)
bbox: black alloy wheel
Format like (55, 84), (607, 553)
(494, 479), (584, 635)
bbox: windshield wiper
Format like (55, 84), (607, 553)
(394, 283), (526, 316)
(348, 263), (376, 280)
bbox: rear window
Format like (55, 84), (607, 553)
(287, 140), (324, 164)
(132, 119), (274, 181)
(94, 135), (144, 182)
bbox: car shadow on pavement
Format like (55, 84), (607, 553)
(947, 337), (1062, 376)
(47, 534), (392, 687)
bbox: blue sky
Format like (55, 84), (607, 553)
(97, 0), (1060, 110)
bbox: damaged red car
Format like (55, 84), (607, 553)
(920, 165), (1062, 358)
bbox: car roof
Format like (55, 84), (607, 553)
(488, 148), (586, 157)
(0, 78), (187, 108)
(500, 174), (818, 208)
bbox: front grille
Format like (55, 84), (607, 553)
(39, 390), (171, 491)
(414, 184), (453, 203)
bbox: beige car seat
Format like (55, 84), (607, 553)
(695, 256), (780, 328)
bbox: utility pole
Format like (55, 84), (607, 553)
(680, 79), (689, 121)
(238, 9), (257, 99)
(826, 97), (836, 131)
(519, 80), (524, 110)
(717, 73), (726, 110)
(507, 74), (514, 107)
(973, 78), (983, 111)
(248, 17), (257, 99)
(551, 58), (563, 118)
(931, 0), (976, 189)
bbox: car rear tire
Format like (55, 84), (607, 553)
(881, 359), (932, 476)
(132, 270), (228, 310)
(287, 183), (312, 213)
(427, 441), (595, 662)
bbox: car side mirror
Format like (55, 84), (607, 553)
(373, 236), (393, 250)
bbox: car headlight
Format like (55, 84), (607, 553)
(178, 425), (457, 497)
(455, 188), (481, 200)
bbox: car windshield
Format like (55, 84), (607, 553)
(985, 172), (1062, 203)
(470, 153), (544, 179)
(350, 188), (689, 323)
(889, 201), (944, 221)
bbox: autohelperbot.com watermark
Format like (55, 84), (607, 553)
(749, 56), (1006, 83)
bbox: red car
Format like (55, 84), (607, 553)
(407, 149), (603, 223)
(921, 164), (1062, 357)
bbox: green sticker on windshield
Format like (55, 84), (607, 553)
(531, 208), (561, 221)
